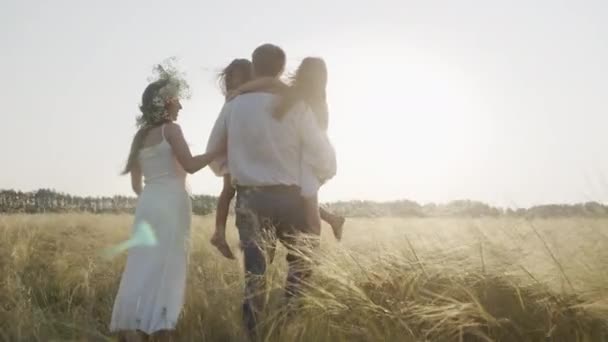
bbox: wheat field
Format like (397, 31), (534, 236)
(0, 214), (607, 341)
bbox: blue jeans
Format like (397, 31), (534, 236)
(235, 186), (314, 338)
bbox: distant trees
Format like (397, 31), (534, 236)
(323, 199), (608, 218)
(1, 189), (607, 218)
(324, 199), (503, 218)
(524, 202), (608, 218)
(0, 189), (216, 215)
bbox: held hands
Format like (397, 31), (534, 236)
(209, 135), (228, 158)
(211, 144), (227, 157)
(200, 144), (227, 169)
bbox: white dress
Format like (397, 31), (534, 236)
(110, 125), (191, 334)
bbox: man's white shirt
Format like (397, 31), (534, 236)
(206, 92), (336, 188)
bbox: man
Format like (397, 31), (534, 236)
(206, 44), (336, 338)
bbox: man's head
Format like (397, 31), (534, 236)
(252, 43), (286, 78)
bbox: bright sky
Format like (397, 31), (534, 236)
(2, 0), (607, 207)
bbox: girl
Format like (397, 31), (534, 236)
(209, 59), (253, 259)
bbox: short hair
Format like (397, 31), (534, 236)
(251, 43), (286, 78)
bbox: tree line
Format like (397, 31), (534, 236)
(324, 199), (608, 218)
(1, 189), (607, 218)
(0, 189), (216, 216)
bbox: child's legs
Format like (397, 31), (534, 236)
(319, 207), (338, 224)
(211, 175), (236, 259)
(303, 195), (321, 235)
(214, 175), (235, 238)
(319, 206), (345, 241)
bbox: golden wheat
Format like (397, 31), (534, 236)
(0, 214), (606, 341)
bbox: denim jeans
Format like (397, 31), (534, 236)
(235, 186), (315, 339)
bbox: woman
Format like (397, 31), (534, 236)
(110, 67), (220, 342)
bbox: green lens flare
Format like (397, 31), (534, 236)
(101, 221), (158, 259)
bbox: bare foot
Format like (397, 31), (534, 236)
(210, 234), (235, 260)
(330, 216), (345, 241)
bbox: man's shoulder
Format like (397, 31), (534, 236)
(231, 92), (278, 106)
(227, 93), (279, 119)
(219, 94), (273, 117)
(283, 101), (313, 122)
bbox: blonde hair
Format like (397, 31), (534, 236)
(274, 57), (328, 130)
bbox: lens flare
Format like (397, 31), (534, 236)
(101, 221), (158, 259)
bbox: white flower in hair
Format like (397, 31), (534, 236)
(136, 57), (191, 128)
(152, 96), (165, 107)
(157, 79), (181, 100)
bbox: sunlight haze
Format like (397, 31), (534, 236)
(2, 0), (607, 207)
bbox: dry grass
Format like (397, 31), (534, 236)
(0, 214), (607, 341)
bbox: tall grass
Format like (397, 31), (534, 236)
(0, 214), (606, 341)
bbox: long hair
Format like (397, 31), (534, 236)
(122, 80), (171, 175)
(218, 59), (252, 95)
(274, 57), (328, 130)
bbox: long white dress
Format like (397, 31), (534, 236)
(110, 125), (191, 334)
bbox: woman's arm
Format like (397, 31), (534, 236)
(215, 174), (235, 232)
(130, 162), (143, 195)
(165, 123), (224, 174)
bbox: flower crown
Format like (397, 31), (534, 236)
(137, 57), (191, 128)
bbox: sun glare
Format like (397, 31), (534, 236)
(323, 46), (493, 201)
